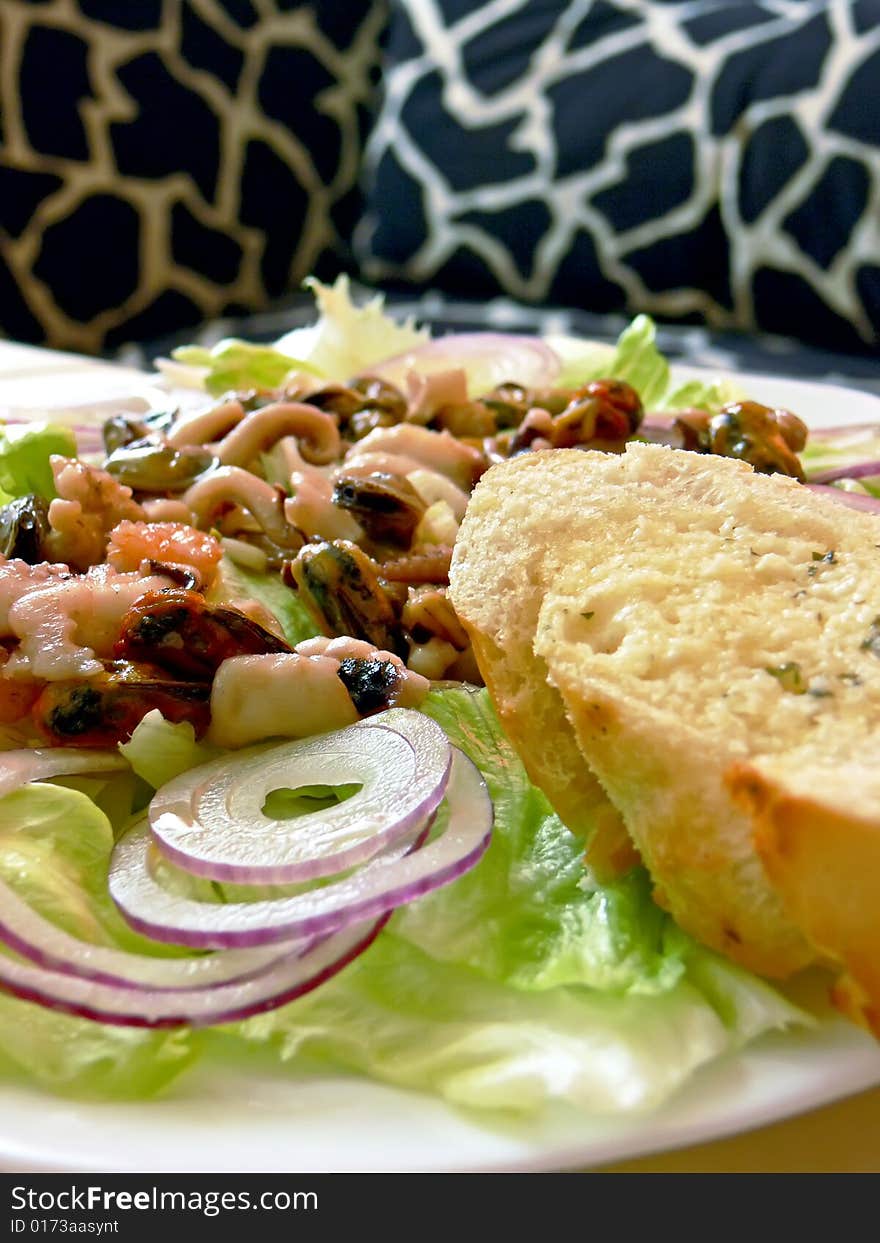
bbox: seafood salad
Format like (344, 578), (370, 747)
(0, 278), (872, 1115)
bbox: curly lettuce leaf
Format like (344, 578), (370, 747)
(170, 276), (429, 395)
(274, 275), (429, 382)
(550, 316), (743, 412)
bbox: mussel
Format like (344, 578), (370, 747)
(0, 495), (50, 563)
(102, 443), (217, 493)
(114, 588), (291, 679)
(285, 540), (407, 658)
(31, 662), (211, 746)
(332, 472), (426, 547)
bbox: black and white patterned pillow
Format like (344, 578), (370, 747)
(0, 0), (387, 352)
(356, 0), (880, 352)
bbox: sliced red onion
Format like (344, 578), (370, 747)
(0, 877), (297, 991)
(109, 747), (492, 949)
(0, 915), (388, 1029)
(805, 423), (880, 441)
(807, 483), (880, 513)
(148, 710), (452, 884)
(0, 814), (431, 991)
(0, 748), (128, 800)
(810, 460), (880, 484)
(365, 333), (561, 396)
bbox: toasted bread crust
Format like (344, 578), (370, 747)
(730, 758), (880, 1034)
(451, 442), (880, 1007)
(448, 456), (623, 841)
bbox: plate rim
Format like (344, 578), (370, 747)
(0, 357), (879, 1173)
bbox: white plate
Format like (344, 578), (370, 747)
(1, 359), (879, 1173)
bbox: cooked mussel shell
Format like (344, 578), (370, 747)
(305, 379), (407, 440)
(285, 540), (407, 658)
(31, 662), (211, 747)
(336, 656), (404, 714)
(102, 408), (176, 454)
(114, 588), (291, 679)
(103, 443), (218, 493)
(332, 472), (426, 546)
(708, 401), (806, 479)
(0, 495), (51, 563)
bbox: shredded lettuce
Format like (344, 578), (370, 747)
(0, 421), (77, 504)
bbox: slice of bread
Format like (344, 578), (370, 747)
(450, 442), (880, 1024)
(445, 442), (629, 853)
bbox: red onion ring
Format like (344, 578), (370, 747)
(109, 747), (492, 949)
(148, 710), (452, 884)
(810, 460), (880, 484)
(0, 749), (128, 801)
(0, 880), (293, 992)
(0, 914), (389, 1029)
(0, 820), (432, 992)
(806, 483), (880, 513)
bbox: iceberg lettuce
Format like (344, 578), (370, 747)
(0, 782), (195, 1096)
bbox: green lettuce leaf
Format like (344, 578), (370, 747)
(0, 421), (77, 503)
(549, 316), (670, 406)
(0, 782), (195, 1096)
(273, 275), (429, 383)
(171, 276), (429, 395)
(402, 687), (688, 995)
(235, 929), (802, 1115)
(233, 686), (806, 1114)
(550, 316), (743, 412)
(121, 711), (220, 791)
(172, 340), (323, 398)
(208, 554), (319, 646)
(0, 994), (193, 1099)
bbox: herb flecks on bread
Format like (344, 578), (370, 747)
(450, 442), (880, 1030)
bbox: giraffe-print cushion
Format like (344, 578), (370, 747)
(356, 0), (880, 353)
(0, 0), (386, 352)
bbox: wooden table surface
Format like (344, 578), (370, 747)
(1, 337), (879, 1174)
